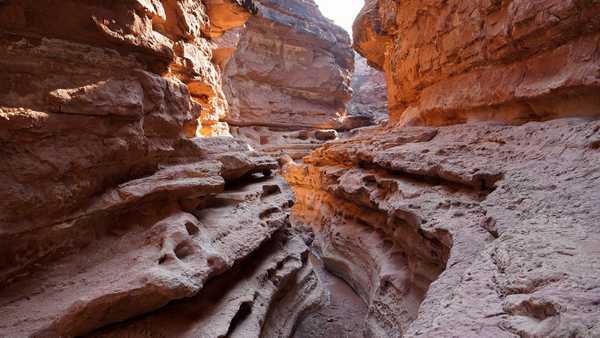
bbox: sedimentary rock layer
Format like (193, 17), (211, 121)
(354, 0), (600, 126)
(285, 118), (600, 337)
(346, 54), (388, 129)
(224, 0), (353, 130)
(88, 224), (324, 338)
(0, 1), (323, 336)
(223, 0), (354, 159)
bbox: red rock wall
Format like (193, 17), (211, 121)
(282, 2), (600, 337)
(0, 1), (325, 336)
(0, 0), (252, 262)
(354, 0), (600, 126)
(285, 118), (600, 338)
(224, 0), (354, 130)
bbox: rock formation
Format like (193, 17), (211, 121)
(283, 1), (600, 337)
(223, 0), (354, 158)
(346, 53), (388, 129)
(2, 0), (600, 337)
(353, 0), (600, 126)
(285, 119), (600, 337)
(0, 1), (323, 337)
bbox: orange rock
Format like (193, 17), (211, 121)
(354, 0), (600, 126)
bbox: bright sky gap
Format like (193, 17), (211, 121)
(314, 0), (363, 35)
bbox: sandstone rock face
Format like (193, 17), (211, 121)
(354, 0), (600, 126)
(346, 53), (388, 129)
(0, 1), (325, 336)
(225, 0), (353, 129)
(285, 118), (600, 337)
(283, 2), (600, 336)
(223, 0), (354, 158)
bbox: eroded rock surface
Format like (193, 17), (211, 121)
(285, 2), (600, 336)
(0, 1), (325, 337)
(354, 0), (600, 126)
(285, 118), (600, 337)
(224, 0), (355, 158)
(225, 0), (353, 129)
(346, 54), (388, 129)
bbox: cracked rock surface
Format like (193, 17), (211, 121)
(224, 0), (355, 159)
(0, 1), (325, 337)
(354, 0), (600, 126)
(285, 118), (600, 338)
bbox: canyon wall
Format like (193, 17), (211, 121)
(0, 1), (324, 336)
(285, 1), (600, 337)
(223, 0), (355, 159)
(285, 120), (600, 337)
(224, 0), (353, 129)
(346, 53), (388, 129)
(354, 0), (600, 126)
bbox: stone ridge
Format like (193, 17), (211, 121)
(354, 0), (600, 126)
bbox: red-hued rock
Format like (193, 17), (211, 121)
(0, 1), (324, 337)
(354, 0), (600, 126)
(285, 118), (600, 337)
(224, 0), (353, 130)
(223, 0), (355, 159)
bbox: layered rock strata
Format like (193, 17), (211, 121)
(223, 0), (354, 158)
(0, 1), (324, 336)
(284, 2), (600, 336)
(89, 221), (325, 338)
(354, 0), (600, 126)
(346, 54), (388, 129)
(285, 118), (600, 337)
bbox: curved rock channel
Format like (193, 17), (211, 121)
(292, 252), (369, 338)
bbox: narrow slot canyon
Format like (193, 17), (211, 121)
(1, 1), (600, 338)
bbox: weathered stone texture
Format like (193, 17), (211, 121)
(223, 0), (355, 159)
(346, 53), (388, 129)
(224, 0), (354, 130)
(285, 118), (600, 337)
(0, 1), (323, 337)
(354, 0), (600, 126)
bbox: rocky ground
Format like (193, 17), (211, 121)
(292, 253), (369, 338)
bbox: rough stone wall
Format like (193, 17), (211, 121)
(0, 1), (324, 336)
(285, 119), (600, 338)
(346, 53), (388, 129)
(283, 1), (600, 337)
(222, 0), (354, 159)
(354, 0), (600, 126)
(224, 0), (353, 130)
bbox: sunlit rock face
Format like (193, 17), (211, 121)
(0, 1), (325, 336)
(354, 0), (600, 126)
(223, 0), (354, 159)
(345, 54), (388, 129)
